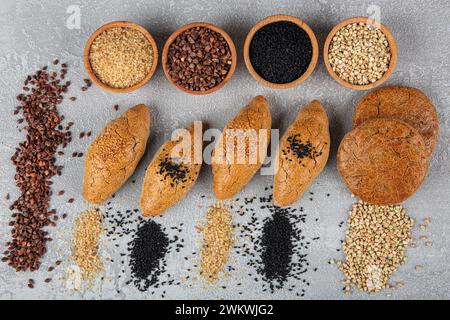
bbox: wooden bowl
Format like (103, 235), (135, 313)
(84, 21), (159, 93)
(243, 14), (319, 89)
(323, 17), (398, 90)
(162, 22), (237, 95)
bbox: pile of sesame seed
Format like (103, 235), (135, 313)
(101, 202), (186, 296)
(128, 220), (169, 291)
(71, 207), (104, 280)
(89, 26), (154, 88)
(260, 208), (297, 288)
(338, 202), (413, 294)
(328, 22), (391, 85)
(235, 189), (318, 296)
(199, 202), (234, 283)
(125, 218), (185, 294)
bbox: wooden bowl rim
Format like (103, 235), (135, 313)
(83, 20), (159, 93)
(243, 14), (319, 89)
(323, 16), (398, 91)
(161, 22), (237, 95)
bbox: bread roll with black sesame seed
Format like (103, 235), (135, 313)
(274, 100), (330, 207)
(83, 104), (150, 204)
(140, 123), (202, 217)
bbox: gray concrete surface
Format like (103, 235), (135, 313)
(0, 0), (449, 300)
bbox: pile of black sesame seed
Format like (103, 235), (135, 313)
(126, 219), (185, 295)
(235, 188), (318, 296)
(128, 220), (169, 291)
(103, 203), (186, 297)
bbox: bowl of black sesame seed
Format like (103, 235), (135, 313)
(323, 16), (398, 90)
(243, 14), (319, 89)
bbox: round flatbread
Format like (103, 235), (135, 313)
(353, 86), (439, 156)
(338, 118), (428, 205)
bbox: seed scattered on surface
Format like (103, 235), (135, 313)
(199, 202), (234, 283)
(328, 22), (391, 85)
(83, 78), (92, 86)
(89, 27), (154, 88)
(104, 206), (183, 296)
(3, 62), (71, 273)
(71, 207), (103, 280)
(166, 26), (233, 92)
(415, 265), (423, 271)
(113, 104), (119, 111)
(235, 190), (316, 296)
(337, 202), (413, 293)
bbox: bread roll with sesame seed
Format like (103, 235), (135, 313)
(140, 123), (202, 217)
(274, 100), (330, 207)
(212, 95), (272, 200)
(83, 104), (150, 204)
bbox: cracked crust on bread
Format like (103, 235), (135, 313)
(274, 100), (330, 207)
(140, 123), (202, 216)
(338, 118), (428, 205)
(353, 86), (439, 156)
(83, 104), (150, 204)
(212, 95), (272, 200)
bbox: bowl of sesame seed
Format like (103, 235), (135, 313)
(84, 21), (158, 93)
(244, 14), (319, 89)
(323, 17), (398, 90)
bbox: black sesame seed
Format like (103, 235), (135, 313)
(249, 21), (313, 84)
